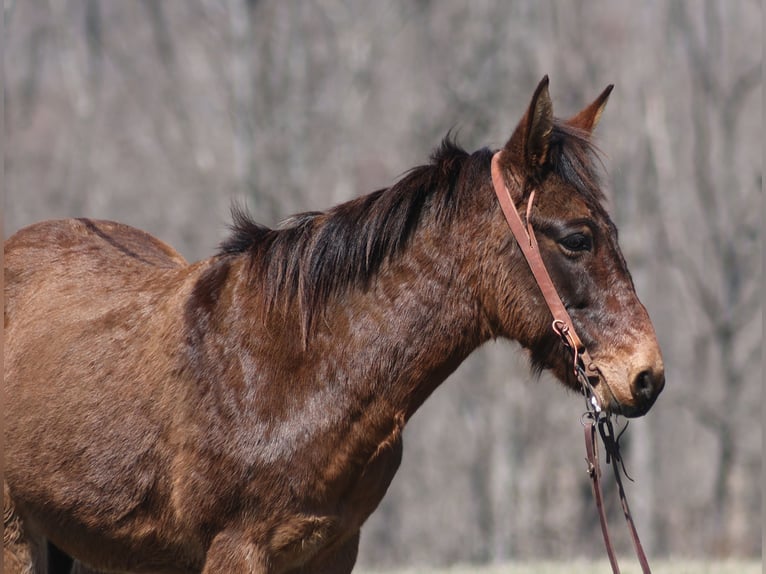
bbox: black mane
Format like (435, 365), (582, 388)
(220, 137), (477, 339)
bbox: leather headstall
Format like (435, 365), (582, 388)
(489, 151), (652, 574)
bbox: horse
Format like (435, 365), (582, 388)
(4, 77), (664, 573)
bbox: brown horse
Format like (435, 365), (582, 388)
(4, 77), (664, 573)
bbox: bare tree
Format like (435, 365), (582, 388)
(660, 1), (760, 556)
(4, 0), (761, 566)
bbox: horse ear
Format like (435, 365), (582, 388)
(505, 75), (554, 172)
(566, 84), (614, 133)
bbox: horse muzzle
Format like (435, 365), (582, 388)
(596, 356), (665, 418)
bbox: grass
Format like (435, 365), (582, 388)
(358, 559), (762, 574)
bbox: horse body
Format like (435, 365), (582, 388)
(4, 212), (482, 572)
(5, 219), (204, 570)
(4, 78), (664, 573)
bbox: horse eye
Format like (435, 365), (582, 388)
(558, 232), (592, 253)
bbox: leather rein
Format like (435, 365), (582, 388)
(490, 152), (651, 574)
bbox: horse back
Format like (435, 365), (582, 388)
(5, 218), (187, 273)
(5, 217), (186, 312)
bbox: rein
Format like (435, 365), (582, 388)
(490, 152), (651, 574)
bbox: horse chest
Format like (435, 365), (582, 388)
(243, 418), (405, 570)
(293, 413), (405, 529)
(340, 419), (404, 524)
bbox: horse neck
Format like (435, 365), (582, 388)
(300, 218), (492, 422)
(203, 170), (507, 429)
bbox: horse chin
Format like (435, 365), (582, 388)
(609, 397), (655, 419)
(594, 382), (657, 418)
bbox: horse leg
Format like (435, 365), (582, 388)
(69, 560), (107, 574)
(3, 483), (44, 574)
(47, 542), (75, 573)
(201, 530), (268, 574)
(290, 531), (359, 574)
(201, 527), (358, 574)
(3, 531), (69, 574)
(3, 534), (36, 574)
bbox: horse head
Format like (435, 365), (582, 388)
(488, 77), (664, 417)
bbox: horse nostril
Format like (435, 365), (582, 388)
(633, 368), (665, 402)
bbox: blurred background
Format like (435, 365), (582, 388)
(4, 0), (761, 568)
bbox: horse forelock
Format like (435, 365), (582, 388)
(547, 121), (607, 209)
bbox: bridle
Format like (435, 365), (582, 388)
(490, 151), (652, 574)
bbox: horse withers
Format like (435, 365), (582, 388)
(4, 77), (663, 573)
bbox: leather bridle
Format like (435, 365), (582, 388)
(490, 151), (651, 574)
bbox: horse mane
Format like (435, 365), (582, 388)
(217, 125), (604, 342)
(219, 137), (475, 340)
